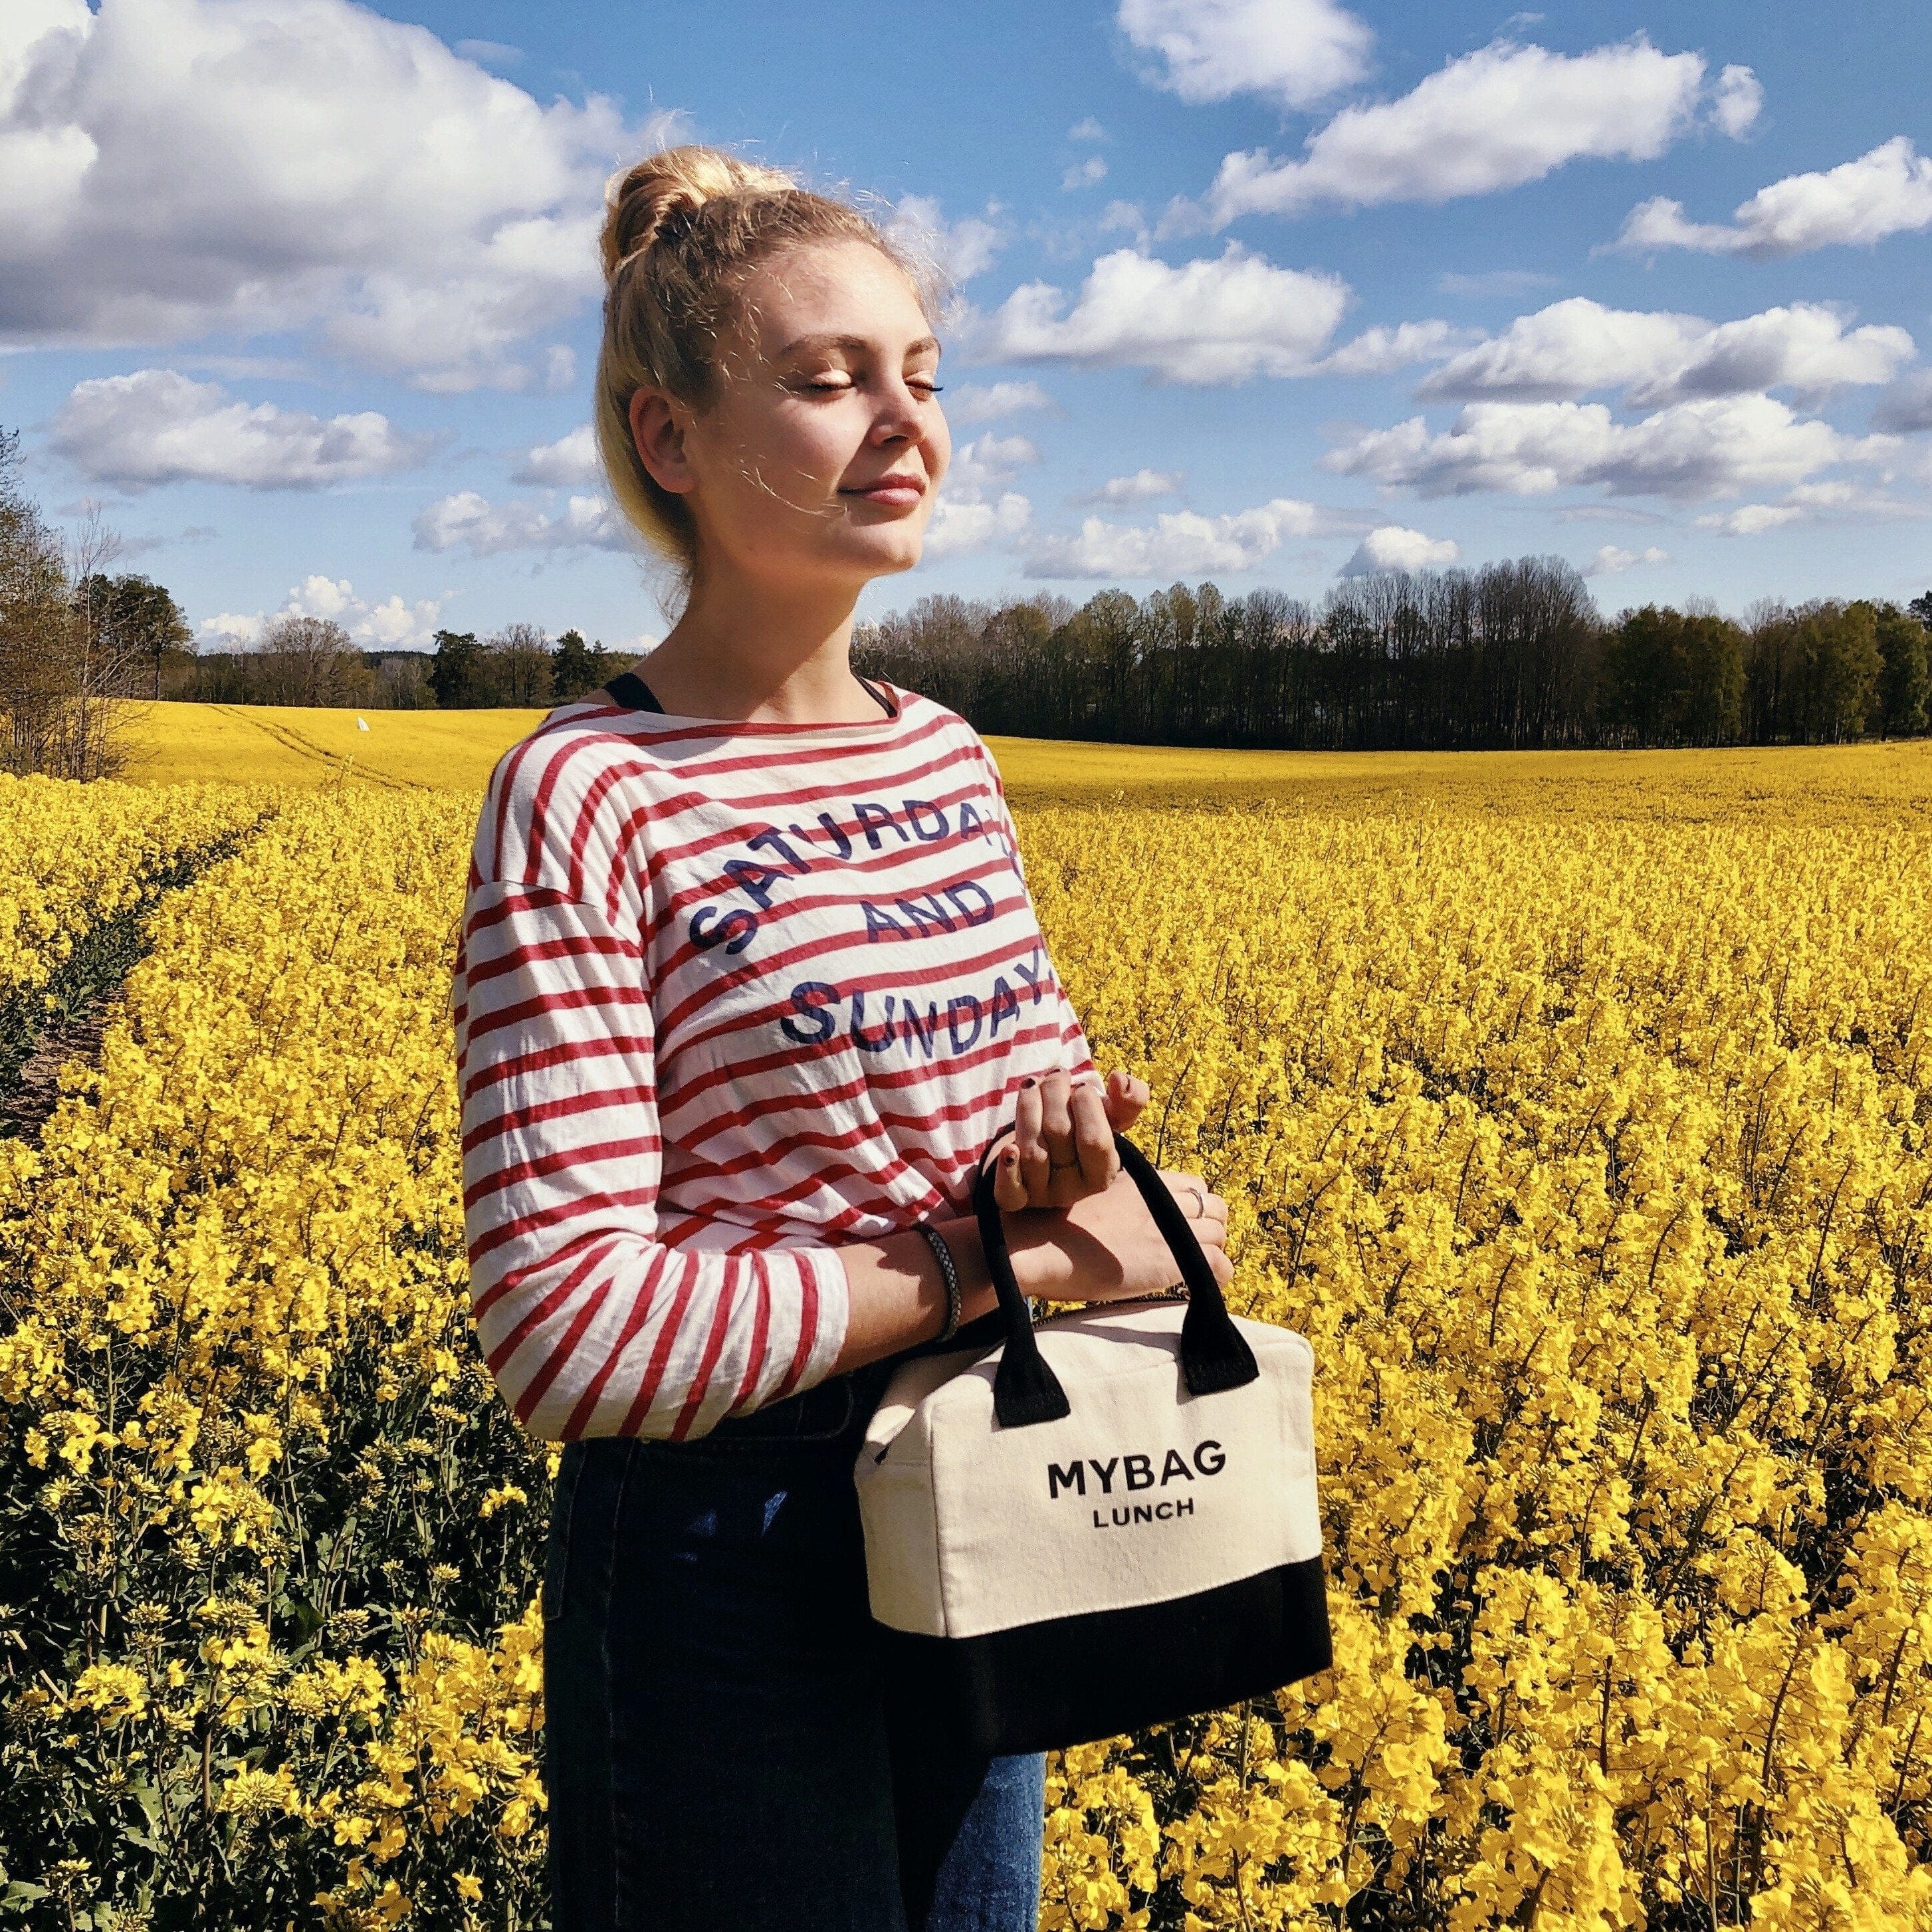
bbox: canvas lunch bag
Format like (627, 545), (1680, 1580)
(853, 1124), (1333, 1758)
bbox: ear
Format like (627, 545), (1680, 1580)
(629, 387), (697, 497)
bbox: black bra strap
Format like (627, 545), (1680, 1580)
(603, 669), (663, 712)
(598, 670), (896, 718)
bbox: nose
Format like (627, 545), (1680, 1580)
(867, 373), (927, 445)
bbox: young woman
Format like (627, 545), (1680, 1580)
(450, 144), (1233, 1932)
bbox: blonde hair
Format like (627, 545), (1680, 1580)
(593, 144), (949, 605)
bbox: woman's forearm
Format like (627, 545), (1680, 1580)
(827, 1211), (1069, 1376)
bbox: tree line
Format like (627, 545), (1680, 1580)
(177, 621), (624, 711)
(850, 564), (1932, 751)
(1, 421), (633, 774)
(6, 415), (1929, 776)
(1, 428), (195, 778)
(244, 559), (1925, 754)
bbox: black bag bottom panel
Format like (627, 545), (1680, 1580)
(875, 1556), (1333, 1759)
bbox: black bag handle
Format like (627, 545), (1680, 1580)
(970, 1123), (1260, 1429)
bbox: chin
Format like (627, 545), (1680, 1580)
(847, 533), (925, 579)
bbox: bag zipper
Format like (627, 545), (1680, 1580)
(1031, 1286), (1189, 1329)
(868, 1289), (1194, 1462)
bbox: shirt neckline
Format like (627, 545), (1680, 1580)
(596, 670), (907, 733)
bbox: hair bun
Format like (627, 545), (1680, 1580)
(599, 144), (799, 284)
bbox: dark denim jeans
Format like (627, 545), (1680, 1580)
(541, 1315), (1045, 1932)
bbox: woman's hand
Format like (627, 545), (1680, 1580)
(990, 1067), (1149, 1212)
(1002, 1160), (1232, 1304)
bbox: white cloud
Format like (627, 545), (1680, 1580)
(198, 611), (266, 647)
(454, 38), (520, 69)
(1321, 394), (1892, 500)
(197, 575), (445, 649)
(945, 431), (1041, 496)
(284, 574), (356, 620)
(49, 369), (443, 490)
(1784, 482), (1862, 510)
(0, 0), (664, 390)
(1191, 37), (1710, 225)
(1583, 544), (1669, 576)
(1023, 497), (1321, 579)
(1117, 0), (1373, 110)
(1784, 481), (1931, 520)
(1316, 319), (1475, 376)
(885, 193), (1005, 286)
(1644, 306), (1911, 401)
(968, 242), (1350, 384)
(356, 593), (446, 648)
(1709, 64), (1763, 141)
(412, 490), (633, 557)
(1069, 116), (1107, 142)
(1691, 481), (1931, 534)
(1418, 302), (1692, 403)
(1416, 298), (1915, 406)
(1338, 526), (1459, 575)
(1693, 504), (1804, 536)
(921, 427), (1040, 557)
(512, 423), (601, 486)
(944, 380), (1055, 425)
(1614, 136), (1932, 258)
(1075, 469), (1184, 505)
(1873, 372), (1932, 435)
(1061, 156), (1108, 191)
(923, 492), (1032, 559)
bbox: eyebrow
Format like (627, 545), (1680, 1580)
(776, 331), (941, 360)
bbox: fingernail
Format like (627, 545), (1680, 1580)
(1021, 1077), (1035, 1088)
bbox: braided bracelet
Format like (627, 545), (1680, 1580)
(913, 1221), (963, 1345)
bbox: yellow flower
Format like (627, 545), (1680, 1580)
(71, 1662), (148, 1725)
(6, 750), (1932, 1928)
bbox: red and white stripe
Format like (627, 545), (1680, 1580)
(451, 677), (1097, 1442)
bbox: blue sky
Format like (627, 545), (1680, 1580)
(3, 0), (1929, 655)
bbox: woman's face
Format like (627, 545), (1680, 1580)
(631, 236), (951, 593)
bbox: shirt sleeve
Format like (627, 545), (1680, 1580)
(451, 873), (852, 1444)
(976, 745), (1101, 1094)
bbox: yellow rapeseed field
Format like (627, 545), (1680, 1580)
(0, 772), (265, 1006)
(1, 711), (1927, 1929)
(113, 693), (1932, 817)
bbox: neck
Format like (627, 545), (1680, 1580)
(637, 568), (879, 722)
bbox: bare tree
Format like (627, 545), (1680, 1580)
(62, 500), (145, 772)
(483, 621), (555, 706)
(374, 653), (435, 708)
(0, 434), (133, 779)
(251, 613), (374, 707)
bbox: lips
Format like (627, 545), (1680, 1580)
(842, 475), (926, 503)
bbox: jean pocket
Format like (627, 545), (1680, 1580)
(542, 1441), (587, 1625)
(698, 1372), (861, 1447)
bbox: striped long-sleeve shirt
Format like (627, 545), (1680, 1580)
(451, 673), (1098, 1444)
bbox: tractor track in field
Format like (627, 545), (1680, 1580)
(0, 817), (274, 1146)
(208, 703), (438, 793)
